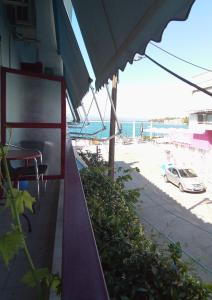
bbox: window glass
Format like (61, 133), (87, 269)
(172, 169), (178, 175)
(6, 73), (61, 123)
(206, 114), (212, 123)
(178, 169), (197, 178)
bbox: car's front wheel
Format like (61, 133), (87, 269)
(179, 183), (184, 192)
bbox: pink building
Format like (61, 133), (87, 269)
(169, 110), (212, 185)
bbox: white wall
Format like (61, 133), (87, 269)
(0, 3), (20, 69)
(0, 0), (64, 143)
(0, 0), (63, 73)
(189, 113), (198, 127)
(0, 3), (20, 142)
(36, 0), (63, 76)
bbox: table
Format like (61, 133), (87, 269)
(6, 149), (41, 161)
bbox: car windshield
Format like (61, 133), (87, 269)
(178, 169), (197, 178)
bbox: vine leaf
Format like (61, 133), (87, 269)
(22, 268), (50, 287)
(7, 189), (36, 215)
(0, 146), (8, 159)
(0, 229), (24, 266)
(45, 272), (61, 295)
(22, 268), (61, 294)
(50, 274), (61, 295)
(17, 190), (36, 213)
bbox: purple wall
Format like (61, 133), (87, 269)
(192, 130), (212, 150)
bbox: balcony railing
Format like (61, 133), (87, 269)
(62, 140), (109, 299)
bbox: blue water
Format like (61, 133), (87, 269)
(69, 121), (188, 138)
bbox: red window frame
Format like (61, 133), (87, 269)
(1, 67), (66, 179)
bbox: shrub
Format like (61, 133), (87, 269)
(78, 148), (107, 168)
(80, 151), (211, 300)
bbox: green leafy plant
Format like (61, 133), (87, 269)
(0, 144), (61, 299)
(80, 150), (211, 300)
(78, 148), (108, 167)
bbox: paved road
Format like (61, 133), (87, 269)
(112, 143), (212, 282)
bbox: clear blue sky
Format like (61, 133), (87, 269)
(72, 0), (212, 120)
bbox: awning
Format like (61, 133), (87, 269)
(72, 0), (195, 90)
(53, 0), (91, 108)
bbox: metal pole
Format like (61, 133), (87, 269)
(108, 74), (118, 180)
(90, 86), (106, 130)
(81, 102), (89, 125)
(106, 85), (122, 133)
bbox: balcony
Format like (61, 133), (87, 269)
(0, 63), (109, 299)
(0, 141), (109, 299)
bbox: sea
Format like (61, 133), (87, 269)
(69, 121), (188, 139)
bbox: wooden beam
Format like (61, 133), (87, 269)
(108, 74), (118, 180)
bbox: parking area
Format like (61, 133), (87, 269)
(138, 156), (212, 226)
(112, 143), (212, 224)
(111, 143), (212, 282)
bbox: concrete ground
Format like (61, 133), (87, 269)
(96, 142), (212, 282)
(0, 180), (60, 300)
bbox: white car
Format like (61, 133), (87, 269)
(164, 167), (206, 192)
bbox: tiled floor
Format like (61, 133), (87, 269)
(0, 180), (60, 300)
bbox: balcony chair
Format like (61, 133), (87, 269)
(5, 142), (48, 200)
(20, 140), (48, 192)
(9, 163), (47, 196)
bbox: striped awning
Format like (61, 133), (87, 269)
(53, 0), (91, 108)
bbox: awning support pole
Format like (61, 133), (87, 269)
(90, 86), (106, 129)
(106, 84), (121, 133)
(66, 91), (77, 122)
(81, 102), (90, 125)
(108, 74), (118, 180)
